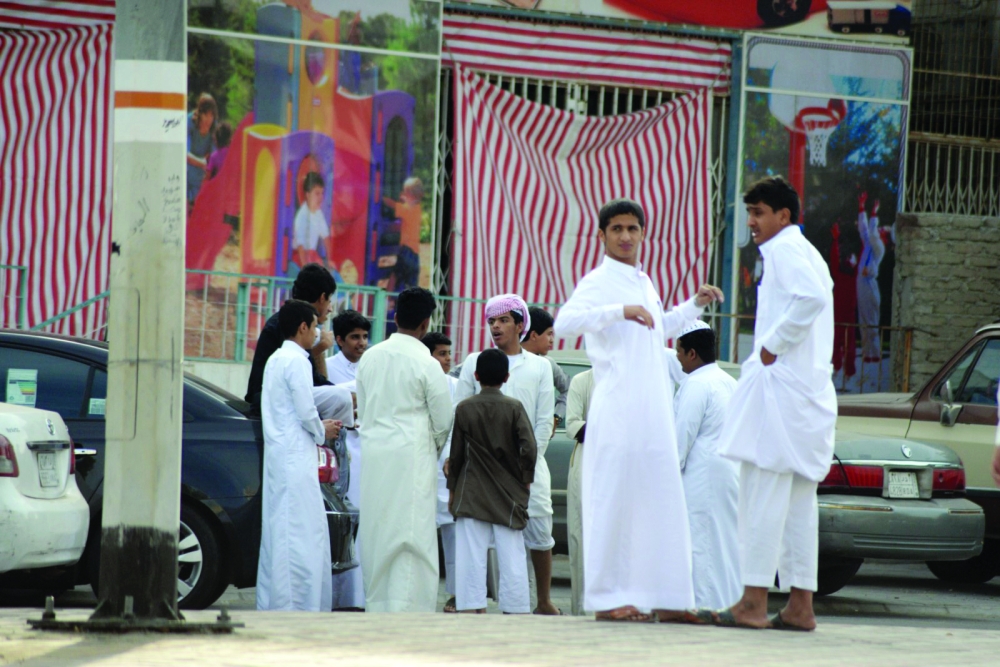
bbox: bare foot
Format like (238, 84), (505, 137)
(595, 605), (653, 622)
(533, 601), (563, 616)
(712, 601), (770, 629)
(654, 609), (711, 624)
(773, 607), (817, 631)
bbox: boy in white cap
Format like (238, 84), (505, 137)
(674, 320), (741, 610)
(454, 293), (559, 615)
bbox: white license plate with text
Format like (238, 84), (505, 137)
(37, 452), (59, 488)
(887, 471), (919, 498)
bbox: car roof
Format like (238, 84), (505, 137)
(0, 329), (108, 365)
(977, 322), (1000, 335)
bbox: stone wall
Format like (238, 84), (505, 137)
(891, 213), (1000, 392)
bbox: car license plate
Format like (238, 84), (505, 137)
(37, 452), (59, 488)
(887, 471), (919, 498)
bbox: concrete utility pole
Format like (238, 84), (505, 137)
(90, 0), (188, 623)
(31, 0), (238, 633)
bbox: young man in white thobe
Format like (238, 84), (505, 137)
(422, 331), (460, 613)
(327, 309), (371, 610)
(257, 300), (341, 611)
(554, 198), (724, 622)
(522, 307), (571, 430)
(565, 368), (594, 616)
(356, 288), (454, 612)
(673, 321), (741, 610)
(716, 176), (837, 631)
(455, 294), (558, 615)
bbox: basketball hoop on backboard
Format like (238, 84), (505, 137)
(796, 105), (846, 167)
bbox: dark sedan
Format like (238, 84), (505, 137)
(0, 330), (357, 609)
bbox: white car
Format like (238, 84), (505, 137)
(0, 403), (89, 575)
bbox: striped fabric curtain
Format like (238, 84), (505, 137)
(0, 1), (114, 336)
(450, 66), (713, 358)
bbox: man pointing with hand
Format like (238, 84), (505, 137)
(554, 198), (723, 623)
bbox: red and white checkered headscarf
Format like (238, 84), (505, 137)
(484, 293), (531, 342)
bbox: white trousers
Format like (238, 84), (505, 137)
(567, 442), (585, 616)
(440, 523), (456, 596)
(455, 518), (529, 613)
(739, 462), (819, 592)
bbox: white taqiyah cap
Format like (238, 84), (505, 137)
(678, 319), (711, 338)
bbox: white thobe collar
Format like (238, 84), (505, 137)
(281, 339), (310, 357)
(757, 224), (801, 262)
(601, 254), (643, 279)
(687, 362), (719, 380)
(390, 332), (429, 353)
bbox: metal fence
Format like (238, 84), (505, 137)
(0, 264), (27, 329)
(906, 135), (1000, 216)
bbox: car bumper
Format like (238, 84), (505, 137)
(819, 494), (985, 561)
(0, 483), (89, 573)
(322, 486), (358, 573)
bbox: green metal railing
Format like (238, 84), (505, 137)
(1, 264), (28, 329)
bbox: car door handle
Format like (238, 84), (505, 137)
(74, 448), (98, 456)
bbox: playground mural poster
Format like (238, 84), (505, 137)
(734, 35), (912, 394)
(452, 0), (912, 42)
(185, 0), (441, 295)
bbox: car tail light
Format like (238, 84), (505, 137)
(820, 463), (848, 487)
(317, 446), (339, 484)
(843, 465), (884, 489)
(933, 468), (965, 492)
(0, 435), (18, 477)
(69, 438), (76, 475)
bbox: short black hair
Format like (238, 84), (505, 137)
(303, 171), (324, 193)
(599, 198), (645, 232)
(677, 328), (717, 364)
(743, 176), (800, 225)
(421, 331), (452, 355)
(395, 287), (436, 330)
(476, 348), (508, 386)
(214, 121), (233, 149)
(527, 307), (553, 338)
(278, 299), (318, 340)
(292, 263), (337, 304)
(333, 309), (371, 341)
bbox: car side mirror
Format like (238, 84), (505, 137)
(939, 380), (962, 427)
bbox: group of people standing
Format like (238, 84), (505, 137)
(248, 175), (838, 632)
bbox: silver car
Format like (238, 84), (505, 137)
(545, 350), (985, 595)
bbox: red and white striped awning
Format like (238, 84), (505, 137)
(0, 0), (115, 30)
(443, 13), (732, 95)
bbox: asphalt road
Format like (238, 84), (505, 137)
(3, 557), (998, 630)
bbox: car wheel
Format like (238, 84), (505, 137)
(176, 504), (228, 610)
(87, 504), (228, 610)
(816, 557), (863, 596)
(757, 0), (812, 27)
(926, 540), (999, 584)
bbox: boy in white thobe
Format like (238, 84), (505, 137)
(257, 300), (340, 611)
(673, 321), (741, 610)
(454, 294), (558, 615)
(328, 310), (371, 610)
(421, 331), (460, 612)
(717, 177), (836, 631)
(565, 369), (594, 616)
(356, 288), (454, 613)
(554, 198), (724, 622)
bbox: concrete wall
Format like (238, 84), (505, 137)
(182, 359), (252, 398)
(891, 213), (1000, 392)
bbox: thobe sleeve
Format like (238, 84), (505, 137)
(553, 279), (624, 338)
(446, 409), (467, 492)
(356, 359), (368, 427)
(759, 245), (831, 357)
(660, 297), (704, 341)
(674, 380), (709, 471)
(565, 373), (589, 442)
(533, 359), (555, 457)
(425, 364), (455, 453)
(514, 404), (538, 485)
(290, 355), (326, 444)
(454, 355), (477, 405)
(552, 360), (570, 420)
(664, 348), (685, 390)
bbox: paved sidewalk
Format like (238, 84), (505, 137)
(2, 608), (999, 667)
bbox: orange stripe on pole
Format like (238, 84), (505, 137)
(114, 91), (185, 110)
